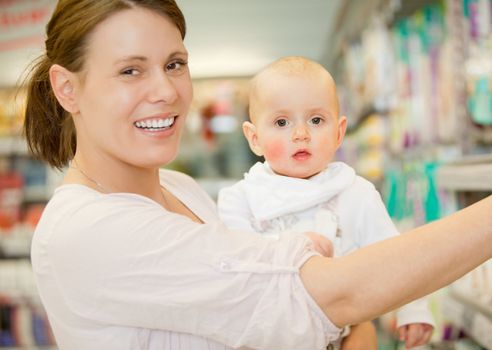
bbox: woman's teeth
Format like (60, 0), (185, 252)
(134, 117), (175, 130)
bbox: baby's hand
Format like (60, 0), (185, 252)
(398, 323), (433, 349)
(303, 232), (334, 257)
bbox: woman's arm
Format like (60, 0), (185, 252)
(300, 196), (492, 327)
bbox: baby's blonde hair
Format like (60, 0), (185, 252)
(248, 56), (339, 122)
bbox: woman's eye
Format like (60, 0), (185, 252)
(275, 119), (289, 127)
(310, 117), (323, 125)
(166, 60), (188, 73)
(121, 68), (139, 76)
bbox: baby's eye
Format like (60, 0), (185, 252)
(275, 118), (289, 127)
(309, 116), (323, 125)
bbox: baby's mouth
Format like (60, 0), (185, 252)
(292, 150), (311, 159)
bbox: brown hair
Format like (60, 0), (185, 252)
(23, 0), (186, 169)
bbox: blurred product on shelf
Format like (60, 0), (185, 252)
(465, 0), (492, 128)
(0, 260), (55, 347)
(0, 90), (25, 137)
(335, 1), (492, 349)
(0, 87), (56, 348)
(0, 172), (23, 231)
(172, 78), (258, 180)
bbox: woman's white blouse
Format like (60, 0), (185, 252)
(31, 170), (341, 350)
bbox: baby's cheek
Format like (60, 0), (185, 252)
(263, 140), (286, 161)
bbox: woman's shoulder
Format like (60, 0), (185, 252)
(159, 168), (217, 209)
(48, 184), (105, 210)
(159, 168), (196, 186)
(39, 185), (162, 236)
(159, 168), (208, 198)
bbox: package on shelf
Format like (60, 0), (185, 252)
(0, 89), (25, 137)
(12, 156), (55, 203)
(0, 257), (56, 346)
(0, 299), (55, 347)
(462, 0), (492, 121)
(13, 157), (47, 189)
(0, 135), (29, 156)
(0, 260), (38, 302)
(0, 223), (37, 258)
(446, 259), (492, 342)
(0, 258), (55, 347)
(0, 167), (49, 258)
(452, 259), (492, 304)
(0, 171), (23, 231)
(340, 113), (389, 183)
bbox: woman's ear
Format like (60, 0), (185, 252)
(336, 116), (347, 148)
(242, 121), (263, 156)
(49, 64), (79, 114)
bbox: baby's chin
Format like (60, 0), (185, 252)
(272, 167), (322, 179)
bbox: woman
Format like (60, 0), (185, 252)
(24, 1), (492, 349)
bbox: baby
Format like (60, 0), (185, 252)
(218, 56), (435, 349)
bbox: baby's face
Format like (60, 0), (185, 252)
(250, 72), (345, 179)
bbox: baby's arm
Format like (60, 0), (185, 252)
(340, 321), (377, 350)
(217, 182), (257, 232)
(396, 298), (434, 348)
(398, 323), (433, 348)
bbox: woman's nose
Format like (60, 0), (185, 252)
(148, 72), (178, 104)
(292, 124), (310, 142)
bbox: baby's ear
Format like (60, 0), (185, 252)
(336, 116), (347, 147)
(242, 121), (263, 156)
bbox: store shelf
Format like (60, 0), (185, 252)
(196, 177), (238, 200)
(0, 136), (29, 156)
(436, 154), (492, 191)
(450, 287), (492, 319)
(346, 101), (389, 134)
(0, 225), (34, 259)
(24, 185), (54, 203)
(1, 348), (57, 350)
(443, 287), (492, 349)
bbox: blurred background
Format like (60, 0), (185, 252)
(1, 0), (492, 349)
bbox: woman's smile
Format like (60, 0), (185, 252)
(134, 114), (178, 133)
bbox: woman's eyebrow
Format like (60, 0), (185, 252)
(169, 50), (188, 58)
(113, 56), (147, 65)
(113, 51), (188, 66)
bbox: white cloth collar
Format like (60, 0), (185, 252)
(243, 161), (356, 221)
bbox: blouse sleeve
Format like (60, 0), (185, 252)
(47, 191), (341, 349)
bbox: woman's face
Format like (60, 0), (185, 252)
(73, 7), (193, 169)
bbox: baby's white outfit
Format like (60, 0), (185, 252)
(218, 161), (435, 344)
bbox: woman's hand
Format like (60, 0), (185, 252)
(303, 232), (334, 257)
(340, 321), (377, 350)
